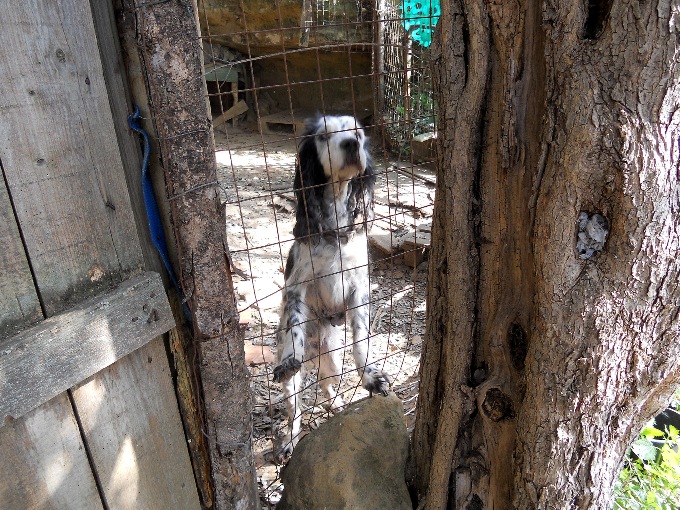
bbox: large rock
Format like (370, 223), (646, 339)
(277, 393), (411, 510)
(199, 0), (371, 53)
(199, 1), (374, 118)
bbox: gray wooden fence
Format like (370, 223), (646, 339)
(0, 1), (201, 508)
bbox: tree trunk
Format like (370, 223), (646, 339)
(412, 0), (680, 508)
(128, 1), (258, 508)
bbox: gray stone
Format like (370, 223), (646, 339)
(277, 393), (411, 510)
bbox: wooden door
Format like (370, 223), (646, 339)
(0, 1), (200, 508)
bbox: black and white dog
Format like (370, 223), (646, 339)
(273, 115), (391, 457)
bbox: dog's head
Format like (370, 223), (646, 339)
(293, 115), (375, 241)
(306, 115), (368, 182)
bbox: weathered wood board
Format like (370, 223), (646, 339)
(213, 99), (249, 126)
(72, 337), (200, 510)
(0, 2), (200, 510)
(88, 0), (166, 277)
(0, 0), (143, 315)
(108, 0), (181, 281)
(0, 393), (103, 510)
(0, 272), (175, 420)
(0, 175), (43, 338)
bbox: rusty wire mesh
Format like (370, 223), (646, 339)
(198, 1), (437, 506)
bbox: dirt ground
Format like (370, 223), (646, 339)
(213, 124), (434, 507)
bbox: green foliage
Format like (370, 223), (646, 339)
(612, 393), (680, 509)
(392, 91), (436, 157)
(412, 91), (435, 120)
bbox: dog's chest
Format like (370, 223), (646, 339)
(290, 234), (369, 312)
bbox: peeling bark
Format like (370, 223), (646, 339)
(412, 0), (680, 508)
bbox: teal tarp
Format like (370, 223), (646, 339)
(401, 0), (441, 47)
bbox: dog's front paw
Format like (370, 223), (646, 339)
(276, 433), (301, 464)
(363, 367), (391, 396)
(325, 395), (346, 413)
(276, 441), (295, 464)
(272, 356), (302, 382)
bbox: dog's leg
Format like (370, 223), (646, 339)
(273, 288), (306, 382)
(349, 289), (391, 396)
(274, 286), (311, 461)
(279, 370), (302, 461)
(318, 324), (345, 411)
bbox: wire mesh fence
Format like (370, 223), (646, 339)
(379, 0), (439, 155)
(198, 0), (438, 505)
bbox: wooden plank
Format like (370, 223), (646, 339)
(0, 392), (103, 510)
(399, 229), (432, 249)
(395, 164), (437, 185)
(71, 337), (200, 510)
(0, 170), (43, 338)
(205, 64), (239, 83)
(1, 4), (199, 510)
(0, 272), (174, 420)
(212, 99), (248, 126)
(89, 0), (165, 277)
(369, 230), (398, 257)
(400, 245), (428, 267)
(397, 227), (432, 266)
(0, 0), (144, 316)
(259, 109), (311, 135)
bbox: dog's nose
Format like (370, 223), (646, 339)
(340, 138), (359, 152)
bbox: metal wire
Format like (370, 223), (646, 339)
(198, 1), (436, 506)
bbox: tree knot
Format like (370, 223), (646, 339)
(481, 387), (515, 422)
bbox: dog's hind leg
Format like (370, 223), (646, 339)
(348, 289), (391, 396)
(318, 324), (345, 411)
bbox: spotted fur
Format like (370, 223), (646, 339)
(273, 116), (391, 459)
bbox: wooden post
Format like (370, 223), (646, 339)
(372, 0), (385, 133)
(128, 1), (258, 508)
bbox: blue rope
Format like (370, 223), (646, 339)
(127, 106), (189, 316)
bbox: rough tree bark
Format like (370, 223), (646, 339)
(128, 1), (258, 508)
(412, 0), (680, 508)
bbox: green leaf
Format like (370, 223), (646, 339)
(641, 426), (665, 439)
(632, 438), (659, 462)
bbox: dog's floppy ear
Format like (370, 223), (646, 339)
(348, 153), (376, 231)
(293, 123), (327, 241)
